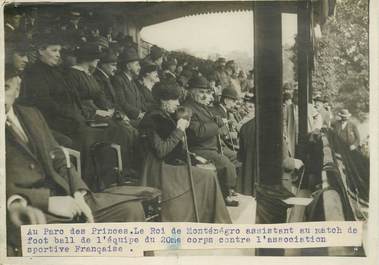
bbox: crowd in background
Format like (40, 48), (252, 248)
(4, 6), (367, 231)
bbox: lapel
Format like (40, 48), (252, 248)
(14, 105), (71, 192)
(6, 108), (39, 162)
(219, 104), (227, 117)
(98, 69), (117, 101)
(122, 72), (133, 92)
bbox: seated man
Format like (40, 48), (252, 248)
(183, 76), (239, 207)
(5, 70), (145, 255)
(211, 86), (240, 154)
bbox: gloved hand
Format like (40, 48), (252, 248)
(177, 118), (190, 131)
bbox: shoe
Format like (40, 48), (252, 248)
(225, 197), (239, 207)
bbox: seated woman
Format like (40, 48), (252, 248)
(139, 79), (231, 223)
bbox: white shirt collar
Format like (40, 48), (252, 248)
(6, 107), (16, 124)
(72, 65), (91, 75)
(220, 104), (227, 114)
(124, 72), (132, 81)
(6, 107), (27, 138)
(97, 67), (109, 79)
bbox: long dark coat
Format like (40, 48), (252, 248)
(20, 60), (84, 136)
(93, 68), (119, 110)
(238, 118), (256, 196)
(138, 107), (231, 223)
(136, 80), (157, 112)
(333, 120), (360, 148)
(111, 72), (144, 119)
(20, 61), (138, 184)
(6, 105), (146, 217)
(66, 67), (110, 111)
(6, 104), (147, 255)
(182, 97), (219, 152)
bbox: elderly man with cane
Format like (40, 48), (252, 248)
(183, 76), (239, 207)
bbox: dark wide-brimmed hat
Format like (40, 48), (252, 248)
(33, 32), (64, 48)
(99, 50), (118, 64)
(93, 36), (109, 51)
(152, 79), (181, 101)
(75, 43), (103, 62)
(225, 60), (235, 69)
(150, 45), (163, 60)
(222, 87), (239, 100)
(188, 75), (209, 90)
(216, 57), (226, 64)
(338, 109), (351, 118)
(119, 47), (140, 63)
(140, 62), (158, 77)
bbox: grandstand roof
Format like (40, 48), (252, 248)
(12, 1), (335, 28)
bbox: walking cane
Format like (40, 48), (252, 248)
(176, 106), (200, 222)
(217, 134), (224, 156)
(183, 132), (200, 222)
(227, 125), (236, 153)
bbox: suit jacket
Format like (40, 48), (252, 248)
(183, 97), (219, 151)
(93, 68), (117, 109)
(238, 118), (256, 196)
(6, 105), (143, 216)
(6, 105), (88, 212)
(66, 67), (110, 111)
(136, 81), (157, 112)
(333, 120), (360, 147)
(111, 72), (144, 119)
(211, 104), (228, 119)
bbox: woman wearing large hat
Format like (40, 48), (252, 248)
(138, 79), (231, 223)
(64, 43), (141, 183)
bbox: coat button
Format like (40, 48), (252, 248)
(29, 163), (35, 169)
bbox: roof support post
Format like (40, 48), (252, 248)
(297, 0), (312, 159)
(254, 3), (287, 255)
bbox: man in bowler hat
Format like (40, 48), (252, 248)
(183, 76), (239, 207)
(333, 109), (360, 151)
(112, 47), (145, 124)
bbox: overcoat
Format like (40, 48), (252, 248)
(138, 107), (231, 223)
(6, 105), (145, 218)
(112, 72), (144, 119)
(238, 118), (256, 196)
(333, 120), (360, 147)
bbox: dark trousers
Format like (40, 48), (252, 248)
(192, 148), (237, 197)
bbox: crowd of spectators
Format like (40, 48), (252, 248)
(4, 5), (366, 236)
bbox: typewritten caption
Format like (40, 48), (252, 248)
(21, 221), (362, 257)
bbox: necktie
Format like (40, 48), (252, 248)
(6, 116), (29, 144)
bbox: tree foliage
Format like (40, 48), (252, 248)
(291, 0), (369, 121)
